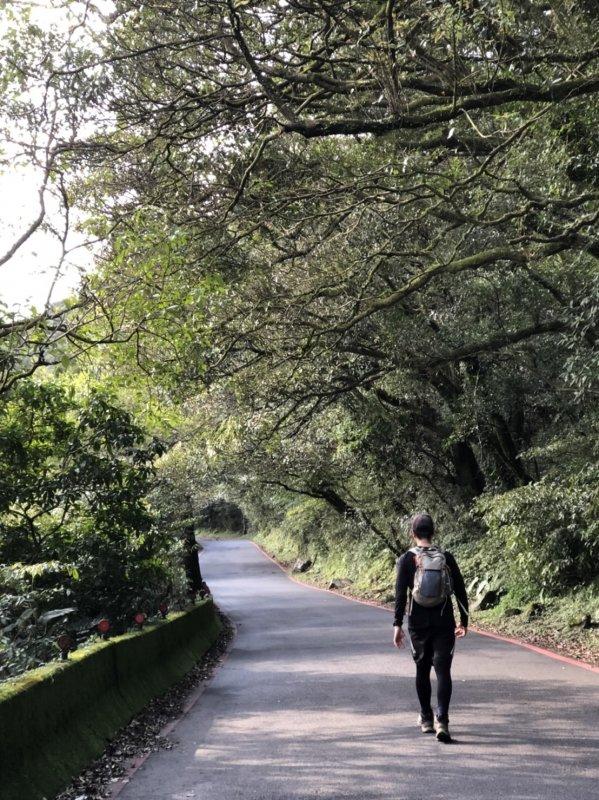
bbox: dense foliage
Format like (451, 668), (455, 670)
(0, 381), (188, 678)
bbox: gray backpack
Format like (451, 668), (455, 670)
(410, 546), (453, 607)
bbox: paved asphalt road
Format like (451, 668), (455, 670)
(119, 539), (599, 800)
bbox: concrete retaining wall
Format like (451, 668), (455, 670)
(0, 599), (221, 800)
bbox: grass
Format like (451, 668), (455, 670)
(255, 526), (396, 601)
(472, 583), (599, 665)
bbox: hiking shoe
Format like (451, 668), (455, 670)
(434, 717), (451, 743)
(418, 713), (434, 734)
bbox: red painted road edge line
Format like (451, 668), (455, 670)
(466, 626), (599, 674)
(107, 619), (238, 799)
(252, 540), (599, 676)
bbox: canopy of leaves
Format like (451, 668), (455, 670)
(53, 0), (596, 561)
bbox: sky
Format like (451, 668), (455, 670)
(0, 166), (87, 313)
(0, 0), (108, 315)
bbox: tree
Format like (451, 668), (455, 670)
(0, 380), (187, 662)
(2, 1), (597, 619)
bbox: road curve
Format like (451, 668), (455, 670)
(118, 538), (599, 800)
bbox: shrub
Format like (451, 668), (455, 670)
(0, 381), (190, 679)
(475, 465), (599, 595)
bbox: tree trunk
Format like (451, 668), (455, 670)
(181, 524), (203, 595)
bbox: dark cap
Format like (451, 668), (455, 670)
(411, 513), (434, 537)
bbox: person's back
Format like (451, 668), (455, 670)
(393, 513), (469, 742)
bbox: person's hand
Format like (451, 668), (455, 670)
(393, 625), (405, 648)
(455, 625), (468, 638)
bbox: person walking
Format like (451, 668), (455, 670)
(393, 513), (469, 743)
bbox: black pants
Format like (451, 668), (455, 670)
(408, 624), (455, 722)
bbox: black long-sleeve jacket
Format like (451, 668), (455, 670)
(393, 548), (469, 629)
